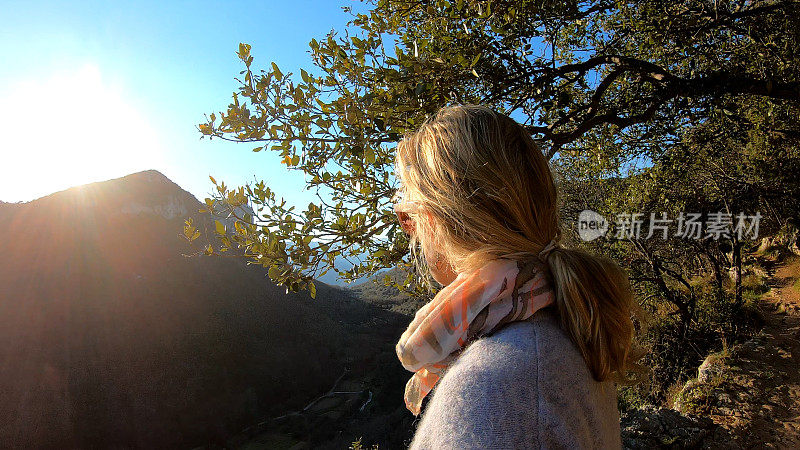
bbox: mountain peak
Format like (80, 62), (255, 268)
(104, 170), (202, 220)
(125, 169), (172, 181)
(5, 170), (202, 222)
(98, 169), (179, 191)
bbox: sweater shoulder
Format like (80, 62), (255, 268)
(440, 306), (576, 384)
(407, 311), (545, 449)
(408, 306), (622, 449)
(443, 310), (545, 380)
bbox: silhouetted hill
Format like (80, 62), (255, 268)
(0, 170), (408, 448)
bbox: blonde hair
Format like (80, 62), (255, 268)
(395, 104), (647, 384)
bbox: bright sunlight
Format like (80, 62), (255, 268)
(0, 63), (164, 202)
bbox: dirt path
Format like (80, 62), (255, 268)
(701, 257), (800, 448)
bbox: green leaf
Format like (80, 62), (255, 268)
(238, 42), (251, 59)
(470, 53), (481, 67)
(215, 220), (226, 235)
(308, 281), (317, 299)
(271, 62), (283, 80)
(364, 147), (376, 164)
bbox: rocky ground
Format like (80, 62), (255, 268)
(623, 255), (800, 449)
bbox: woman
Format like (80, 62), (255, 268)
(392, 104), (645, 449)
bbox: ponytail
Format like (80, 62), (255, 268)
(545, 247), (649, 384)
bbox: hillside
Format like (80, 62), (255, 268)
(18, 170), (800, 449)
(0, 170), (409, 448)
(672, 254), (800, 448)
(619, 250), (800, 449)
(349, 267), (428, 317)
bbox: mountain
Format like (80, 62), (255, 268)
(0, 170), (412, 448)
(349, 267), (429, 316)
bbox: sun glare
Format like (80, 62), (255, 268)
(0, 64), (165, 202)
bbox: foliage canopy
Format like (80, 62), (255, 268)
(188, 0), (800, 298)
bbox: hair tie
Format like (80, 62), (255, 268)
(538, 239), (559, 261)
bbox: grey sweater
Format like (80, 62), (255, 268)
(407, 306), (622, 449)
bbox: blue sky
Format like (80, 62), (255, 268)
(0, 0), (369, 206)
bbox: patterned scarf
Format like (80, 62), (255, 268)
(395, 257), (555, 416)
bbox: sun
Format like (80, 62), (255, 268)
(0, 64), (165, 202)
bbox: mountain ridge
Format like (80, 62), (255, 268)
(0, 169), (410, 448)
(0, 169), (186, 204)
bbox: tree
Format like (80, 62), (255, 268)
(189, 0), (800, 294)
(555, 63), (800, 402)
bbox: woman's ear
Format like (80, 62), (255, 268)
(430, 250), (458, 286)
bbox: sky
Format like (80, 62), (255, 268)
(0, 0), (369, 207)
